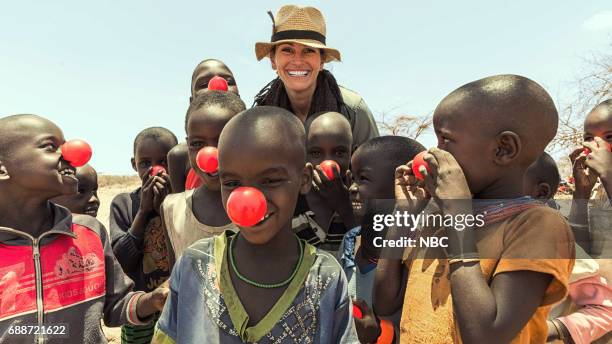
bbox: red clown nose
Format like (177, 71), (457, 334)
(412, 151), (430, 181)
(61, 139), (92, 167)
(352, 304), (363, 319)
(150, 165), (166, 176)
(196, 147), (219, 174)
(226, 187), (267, 227)
(320, 160), (340, 180)
(207, 76), (228, 92)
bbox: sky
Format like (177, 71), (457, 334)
(1, 1), (611, 174)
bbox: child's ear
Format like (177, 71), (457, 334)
(535, 182), (553, 200)
(0, 161), (10, 181)
(131, 158), (137, 172)
(493, 131), (521, 165)
(300, 163), (314, 194)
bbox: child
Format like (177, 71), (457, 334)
(0, 114), (166, 344)
(343, 136), (425, 343)
(374, 74), (575, 343)
(161, 91), (245, 268)
(110, 127), (177, 344)
(167, 59), (239, 193)
(293, 111), (355, 254)
(153, 106), (356, 343)
(569, 99), (612, 256)
(51, 163), (100, 217)
(524, 153), (612, 343)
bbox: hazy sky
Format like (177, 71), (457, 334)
(1, 1), (611, 174)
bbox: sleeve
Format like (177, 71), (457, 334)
(98, 220), (150, 327)
(495, 208), (576, 306)
(152, 255), (183, 344)
(557, 274), (612, 344)
(332, 265), (359, 343)
(110, 193), (144, 274)
(351, 97), (380, 149)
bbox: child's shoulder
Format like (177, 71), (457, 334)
(510, 205), (569, 232)
(72, 213), (108, 238)
(110, 188), (140, 206)
(162, 189), (193, 209)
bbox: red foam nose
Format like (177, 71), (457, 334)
(196, 147), (219, 174)
(352, 304), (363, 319)
(226, 187), (267, 227)
(320, 160), (340, 180)
(412, 151), (430, 181)
(150, 165), (166, 176)
(207, 76), (228, 92)
(61, 139), (92, 167)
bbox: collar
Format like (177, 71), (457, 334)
(340, 226), (361, 269)
(0, 203), (75, 244)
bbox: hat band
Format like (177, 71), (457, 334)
(271, 30), (326, 45)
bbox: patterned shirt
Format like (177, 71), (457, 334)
(152, 231), (357, 343)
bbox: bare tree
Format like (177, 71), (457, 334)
(376, 110), (433, 139)
(551, 48), (612, 151)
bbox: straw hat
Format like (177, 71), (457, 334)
(255, 5), (341, 63)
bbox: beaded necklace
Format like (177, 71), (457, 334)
(229, 233), (304, 289)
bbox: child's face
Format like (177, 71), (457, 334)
(349, 149), (396, 223)
(433, 108), (498, 195)
(219, 138), (311, 245)
(584, 107), (612, 145)
(191, 61), (238, 98)
(306, 120), (351, 173)
(51, 165), (100, 216)
(187, 105), (236, 191)
(1, 117), (78, 199)
(132, 138), (173, 183)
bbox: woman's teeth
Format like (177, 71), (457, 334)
(288, 71), (309, 77)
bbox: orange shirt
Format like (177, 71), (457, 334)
(399, 206), (575, 344)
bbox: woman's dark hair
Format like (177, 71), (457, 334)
(253, 69), (348, 119)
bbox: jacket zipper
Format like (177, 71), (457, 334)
(33, 237), (44, 344)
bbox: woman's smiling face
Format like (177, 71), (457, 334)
(271, 43), (323, 95)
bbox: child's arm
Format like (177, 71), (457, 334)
(374, 164), (429, 316)
(552, 274), (612, 343)
(568, 148), (598, 252)
(159, 203), (177, 271)
(152, 256), (183, 344)
(167, 143), (188, 194)
(88, 217), (167, 326)
(110, 174), (168, 272)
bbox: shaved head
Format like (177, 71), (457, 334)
(305, 111), (352, 138)
(0, 114), (60, 159)
(436, 74), (558, 166)
(219, 106), (306, 169)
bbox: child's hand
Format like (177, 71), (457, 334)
(136, 286), (169, 319)
(312, 165), (351, 208)
(420, 148), (472, 214)
(584, 137), (612, 182)
(395, 162), (430, 213)
(152, 172), (172, 214)
(570, 147), (598, 197)
(139, 172), (157, 215)
(352, 299), (381, 343)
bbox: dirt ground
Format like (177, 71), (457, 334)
(97, 175), (141, 343)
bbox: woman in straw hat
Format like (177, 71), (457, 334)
(254, 5), (379, 150)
